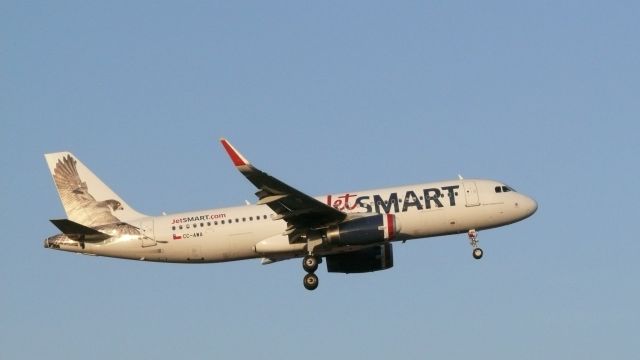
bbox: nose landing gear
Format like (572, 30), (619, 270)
(468, 229), (483, 259)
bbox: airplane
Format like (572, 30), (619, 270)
(44, 139), (538, 290)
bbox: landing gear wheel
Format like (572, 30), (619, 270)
(303, 255), (319, 273)
(473, 248), (484, 260)
(303, 273), (319, 291)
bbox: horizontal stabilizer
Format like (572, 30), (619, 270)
(50, 219), (112, 242)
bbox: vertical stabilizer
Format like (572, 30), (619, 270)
(44, 152), (146, 226)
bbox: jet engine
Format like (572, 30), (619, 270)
(325, 214), (397, 246)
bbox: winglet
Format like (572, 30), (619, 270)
(220, 138), (250, 167)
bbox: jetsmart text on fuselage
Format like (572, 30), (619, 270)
(326, 185), (460, 214)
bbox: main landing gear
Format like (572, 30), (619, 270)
(302, 255), (320, 291)
(468, 229), (483, 260)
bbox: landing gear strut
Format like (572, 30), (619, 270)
(468, 229), (483, 259)
(302, 255), (320, 291)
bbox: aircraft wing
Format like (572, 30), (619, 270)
(220, 139), (347, 240)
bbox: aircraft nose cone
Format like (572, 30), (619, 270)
(524, 196), (538, 217)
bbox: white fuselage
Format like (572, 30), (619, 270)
(45, 179), (537, 263)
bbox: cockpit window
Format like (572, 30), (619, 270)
(496, 185), (516, 193)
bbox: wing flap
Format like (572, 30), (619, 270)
(256, 194), (289, 205)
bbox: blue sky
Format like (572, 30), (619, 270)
(2, 1), (639, 359)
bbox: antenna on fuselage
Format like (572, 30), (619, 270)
(458, 174), (464, 180)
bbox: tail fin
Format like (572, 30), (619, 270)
(44, 152), (146, 227)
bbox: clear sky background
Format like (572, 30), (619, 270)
(2, 1), (639, 359)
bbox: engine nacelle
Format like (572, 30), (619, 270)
(325, 214), (397, 246)
(326, 243), (394, 273)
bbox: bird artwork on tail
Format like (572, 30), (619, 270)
(50, 154), (124, 227)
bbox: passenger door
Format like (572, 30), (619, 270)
(462, 181), (480, 207)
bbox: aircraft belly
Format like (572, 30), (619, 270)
(395, 201), (517, 239)
(85, 240), (164, 261)
(201, 233), (257, 261)
(396, 208), (467, 239)
(441, 203), (516, 231)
